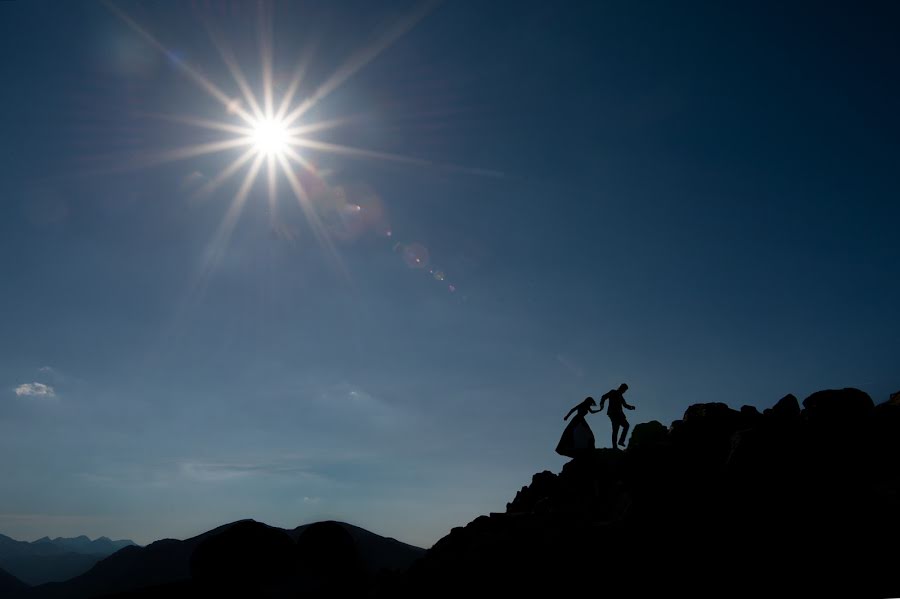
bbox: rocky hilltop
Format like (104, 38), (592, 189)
(405, 388), (900, 598)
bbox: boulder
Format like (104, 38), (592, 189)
(802, 388), (874, 424)
(670, 403), (744, 467)
(765, 394), (800, 421)
(506, 471), (557, 514)
(627, 420), (668, 452)
(740, 404), (761, 417)
(682, 402), (740, 425)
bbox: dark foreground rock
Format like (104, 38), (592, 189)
(403, 388), (900, 598)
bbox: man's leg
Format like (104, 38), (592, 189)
(611, 423), (619, 450)
(618, 419), (630, 446)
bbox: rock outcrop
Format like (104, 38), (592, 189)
(406, 388), (900, 598)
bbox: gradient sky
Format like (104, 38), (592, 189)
(1, 0), (898, 548)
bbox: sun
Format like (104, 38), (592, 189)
(249, 117), (289, 157)
(104, 0), (496, 274)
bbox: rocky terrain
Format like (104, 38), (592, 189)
(404, 388), (900, 598)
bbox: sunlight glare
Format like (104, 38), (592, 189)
(250, 117), (289, 157)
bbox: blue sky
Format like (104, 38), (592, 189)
(1, 0), (898, 547)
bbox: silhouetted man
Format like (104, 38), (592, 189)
(596, 383), (635, 448)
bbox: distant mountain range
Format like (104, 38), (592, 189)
(13, 520), (423, 598)
(30, 536), (135, 556)
(0, 535), (136, 586)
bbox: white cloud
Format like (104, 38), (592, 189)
(178, 459), (323, 483)
(14, 382), (56, 398)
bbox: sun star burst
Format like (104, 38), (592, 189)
(106, 0), (496, 276)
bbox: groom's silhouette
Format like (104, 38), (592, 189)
(597, 383), (635, 448)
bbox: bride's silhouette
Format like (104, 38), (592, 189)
(555, 397), (597, 457)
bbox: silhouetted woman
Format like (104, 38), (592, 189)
(555, 397), (597, 458)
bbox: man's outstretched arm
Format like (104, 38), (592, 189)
(598, 392), (610, 410)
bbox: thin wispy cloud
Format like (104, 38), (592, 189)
(0, 513), (119, 526)
(315, 383), (411, 429)
(15, 382), (56, 398)
(178, 459), (324, 483)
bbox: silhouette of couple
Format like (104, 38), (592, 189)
(556, 384), (635, 457)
